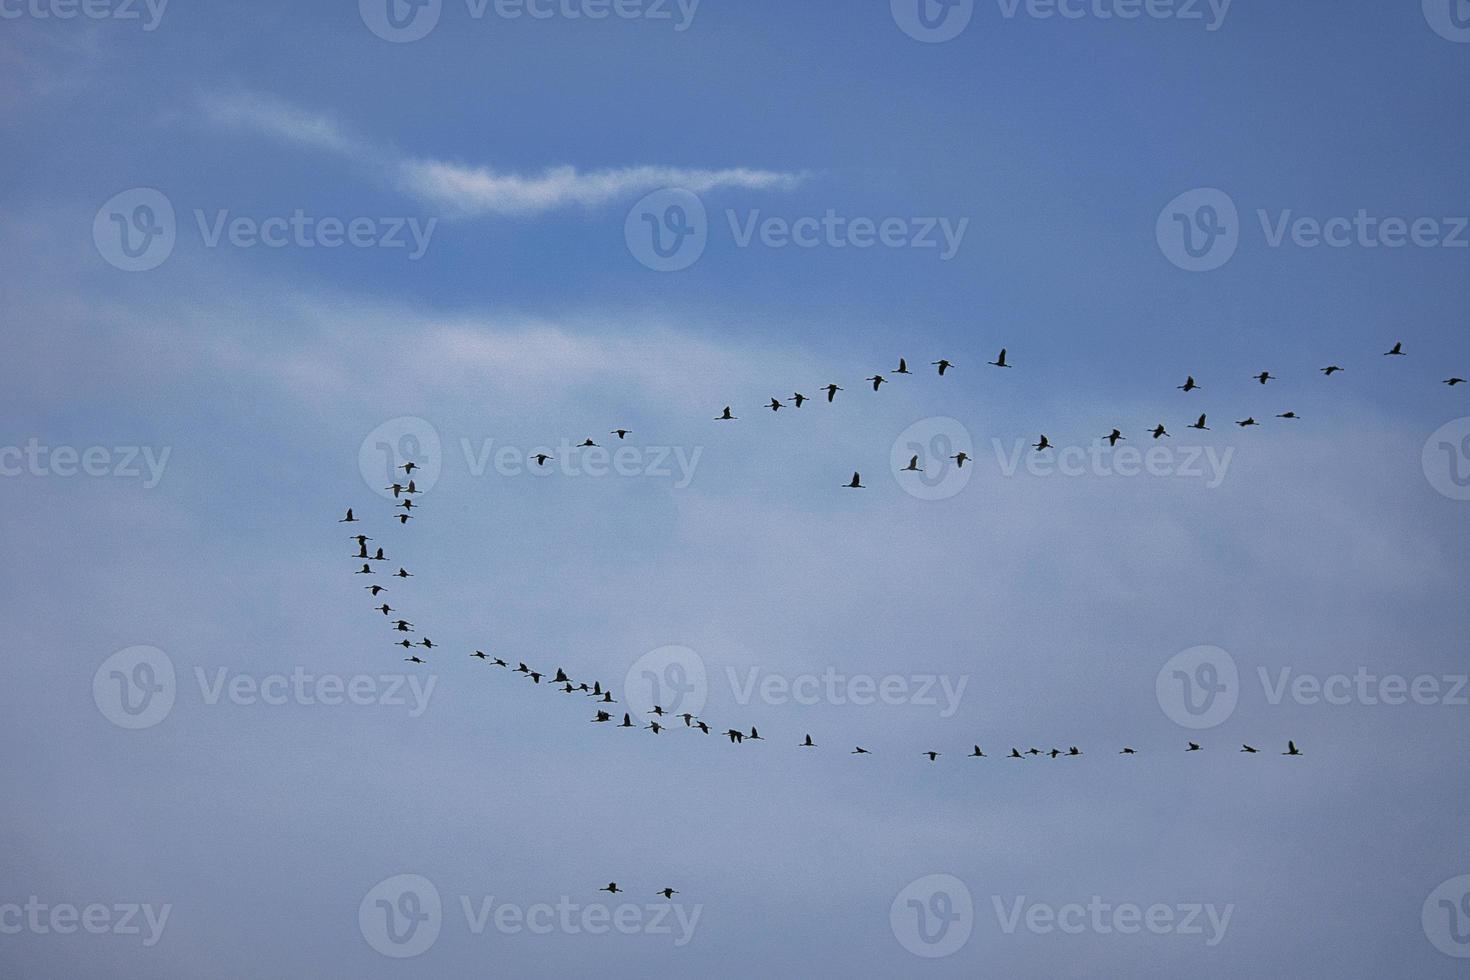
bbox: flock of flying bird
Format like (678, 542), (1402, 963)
(330, 338), (1470, 793)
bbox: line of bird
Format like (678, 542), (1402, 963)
(336, 467), (1304, 762)
(356, 342), (1463, 490)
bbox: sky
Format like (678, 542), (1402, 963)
(3, 0), (1470, 976)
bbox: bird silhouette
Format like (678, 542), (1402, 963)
(365, 585), (386, 596)
(1008, 748), (1024, 759)
(866, 375), (886, 391)
(748, 727), (763, 741)
(845, 471), (864, 489)
(394, 568), (413, 578)
(1186, 742), (1201, 752)
(618, 714), (634, 728)
(851, 746), (870, 755)
(932, 359), (952, 376)
(1106, 429), (1124, 447)
(989, 348), (1010, 368)
(1237, 417), (1259, 428)
(1276, 412), (1299, 420)
(969, 746), (985, 758)
(1120, 747), (1136, 755)
(950, 452), (970, 468)
(894, 357), (912, 375)
(801, 734), (816, 747)
(611, 429), (631, 439)
(1446, 378), (1466, 386)
(1151, 424), (1170, 439)
(404, 656), (425, 664)
(768, 398), (784, 412)
(471, 651), (488, 660)
(396, 514), (412, 524)
(579, 439), (598, 448)
(1241, 744), (1258, 753)
(646, 721), (663, 734)
(1284, 740), (1302, 756)
(1178, 376), (1200, 392)
(792, 392), (808, 407)
(657, 888), (679, 899)
(533, 453), (553, 466)
(1321, 365), (1344, 376)
(600, 883), (621, 894)
(1034, 434), (1051, 451)
(1385, 342), (1406, 357)
(724, 729), (744, 744)
(717, 406), (736, 420)
(339, 509), (358, 523)
(400, 462), (417, 475)
(1255, 371), (1275, 385)
(1189, 414), (1210, 431)
(923, 751), (940, 762)
(901, 455), (923, 472)
(592, 710), (612, 723)
(355, 564), (374, 575)
(823, 384), (842, 402)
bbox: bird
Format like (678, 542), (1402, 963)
(1276, 412), (1299, 420)
(386, 483), (404, 497)
(592, 711), (612, 723)
(724, 729), (744, 744)
(801, 734), (816, 747)
(1284, 740), (1302, 756)
(1189, 414), (1210, 431)
(1151, 424), (1170, 439)
(647, 705), (666, 716)
(950, 452), (970, 468)
(339, 509), (358, 523)
(845, 472), (864, 489)
(791, 392), (808, 407)
(851, 746), (870, 755)
(396, 514), (412, 524)
(901, 455), (923, 472)
(1446, 378), (1466, 386)
(717, 406), (736, 420)
(1033, 434), (1051, 451)
(748, 727), (763, 741)
(1321, 365), (1344, 376)
(471, 651), (488, 660)
(600, 883), (621, 894)
(492, 657), (508, 667)
(694, 721), (710, 734)
(355, 564), (374, 575)
(932, 359), (952, 376)
(768, 398), (784, 412)
(403, 481), (420, 495)
(370, 548), (387, 562)
(1048, 749), (1061, 759)
(400, 462), (417, 475)
(417, 638), (435, 650)
(394, 568), (413, 578)
(1240, 744), (1258, 753)
(1186, 742), (1201, 752)
(396, 640), (412, 649)
(533, 453), (553, 466)
(404, 656), (426, 664)
(365, 585), (386, 596)
(393, 620), (413, 632)
(618, 714), (634, 728)
(1106, 429), (1124, 447)
(579, 439), (598, 448)
(866, 375), (886, 391)
(611, 429), (630, 439)
(526, 671), (541, 683)
(969, 746), (985, 758)
(350, 534), (372, 547)
(989, 348), (1010, 368)
(1067, 747), (1081, 756)
(1385, 342), (1406, 357)
(646, 721), (663, 734)
(679, 713), (695, 727)
(1026, 748), (1041, 757)
(1255, 371), (1275, 385)
(823, 384), (842, 402)
(894, 357), (912, 375)
(657, 888), (679, 900)
(1008, 748), (1024, 760)
(1237, 417), (1259, 428)
(1178, 376), (1200, 392)
(1120, 747), (1136, 755)
(923, 751), (940, 762)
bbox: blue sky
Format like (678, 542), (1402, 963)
(4, 1), (1470, 976)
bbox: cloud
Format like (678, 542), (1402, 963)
(199, 91), (804, 217)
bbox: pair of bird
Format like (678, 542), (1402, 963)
(599, 883), (679, 899)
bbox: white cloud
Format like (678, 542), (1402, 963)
(199, 91), (803, 217)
